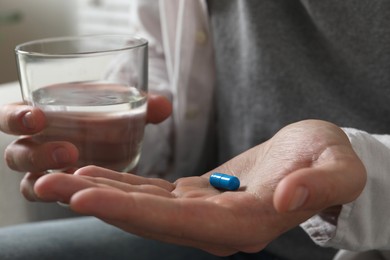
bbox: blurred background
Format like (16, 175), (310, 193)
(0, 0), (132, 84)
(0, 0), (134, 227)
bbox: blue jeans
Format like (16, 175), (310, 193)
(0, 217), (280, 260)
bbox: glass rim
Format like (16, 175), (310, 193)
(15, 34), (148, 57)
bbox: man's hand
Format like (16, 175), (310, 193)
(0, 94), (172, 200)
(32, 120), (366, 256)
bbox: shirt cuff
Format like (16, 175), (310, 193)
(301, 127), (390, 250)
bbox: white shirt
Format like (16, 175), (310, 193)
(132, 0), (216, 181)
(130, 1), (390, 259)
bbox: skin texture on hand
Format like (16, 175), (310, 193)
(27, 120), (365, 256)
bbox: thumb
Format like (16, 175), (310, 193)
(273, 162), (366, 213)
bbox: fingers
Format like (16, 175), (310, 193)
(1, 97), (170, 174)
(146, 94), (172, 124)
(74, 165), (175, 191)
(70, 188), (243, 242)
(0, 96), (172, 131)
(0, 103), (46, 135)
(70, 188), (217, 238)
(4, 137), (79, 172)
(34, 173), (102, 203)
(34, 172), (174, 203)
(69, 188), (266, 255)
(70, 189), (238, 256)
(273, 160), (366, 213)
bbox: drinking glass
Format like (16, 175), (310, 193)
(15, 35), (148, 173)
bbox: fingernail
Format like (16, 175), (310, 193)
(288, 186), (309, 211)
(52, 147), (70, 164)
(22, 111), (36, 130)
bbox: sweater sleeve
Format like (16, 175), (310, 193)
(301, 128), (390, 251)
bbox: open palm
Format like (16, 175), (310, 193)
(34, 120), (366, 256)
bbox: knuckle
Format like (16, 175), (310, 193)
(26, 149), (52, 173)
(2, 107), (23, 134)
(82, 165), (101, 172)
(4, 145), (18, 171)
(74, 165), (101, 176)
(20, 175), (38, 201)
(26, 150), (39, 170)
(85, 165), (100, 170)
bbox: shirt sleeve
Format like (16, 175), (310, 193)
(129, 0), (174, 178)
(301, 128), (390, 251)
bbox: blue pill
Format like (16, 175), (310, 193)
(209, 173), (240, 191)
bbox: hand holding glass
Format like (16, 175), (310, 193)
(15, 35), (148, 172)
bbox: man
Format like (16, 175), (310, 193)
(1, 1), (390, 259)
